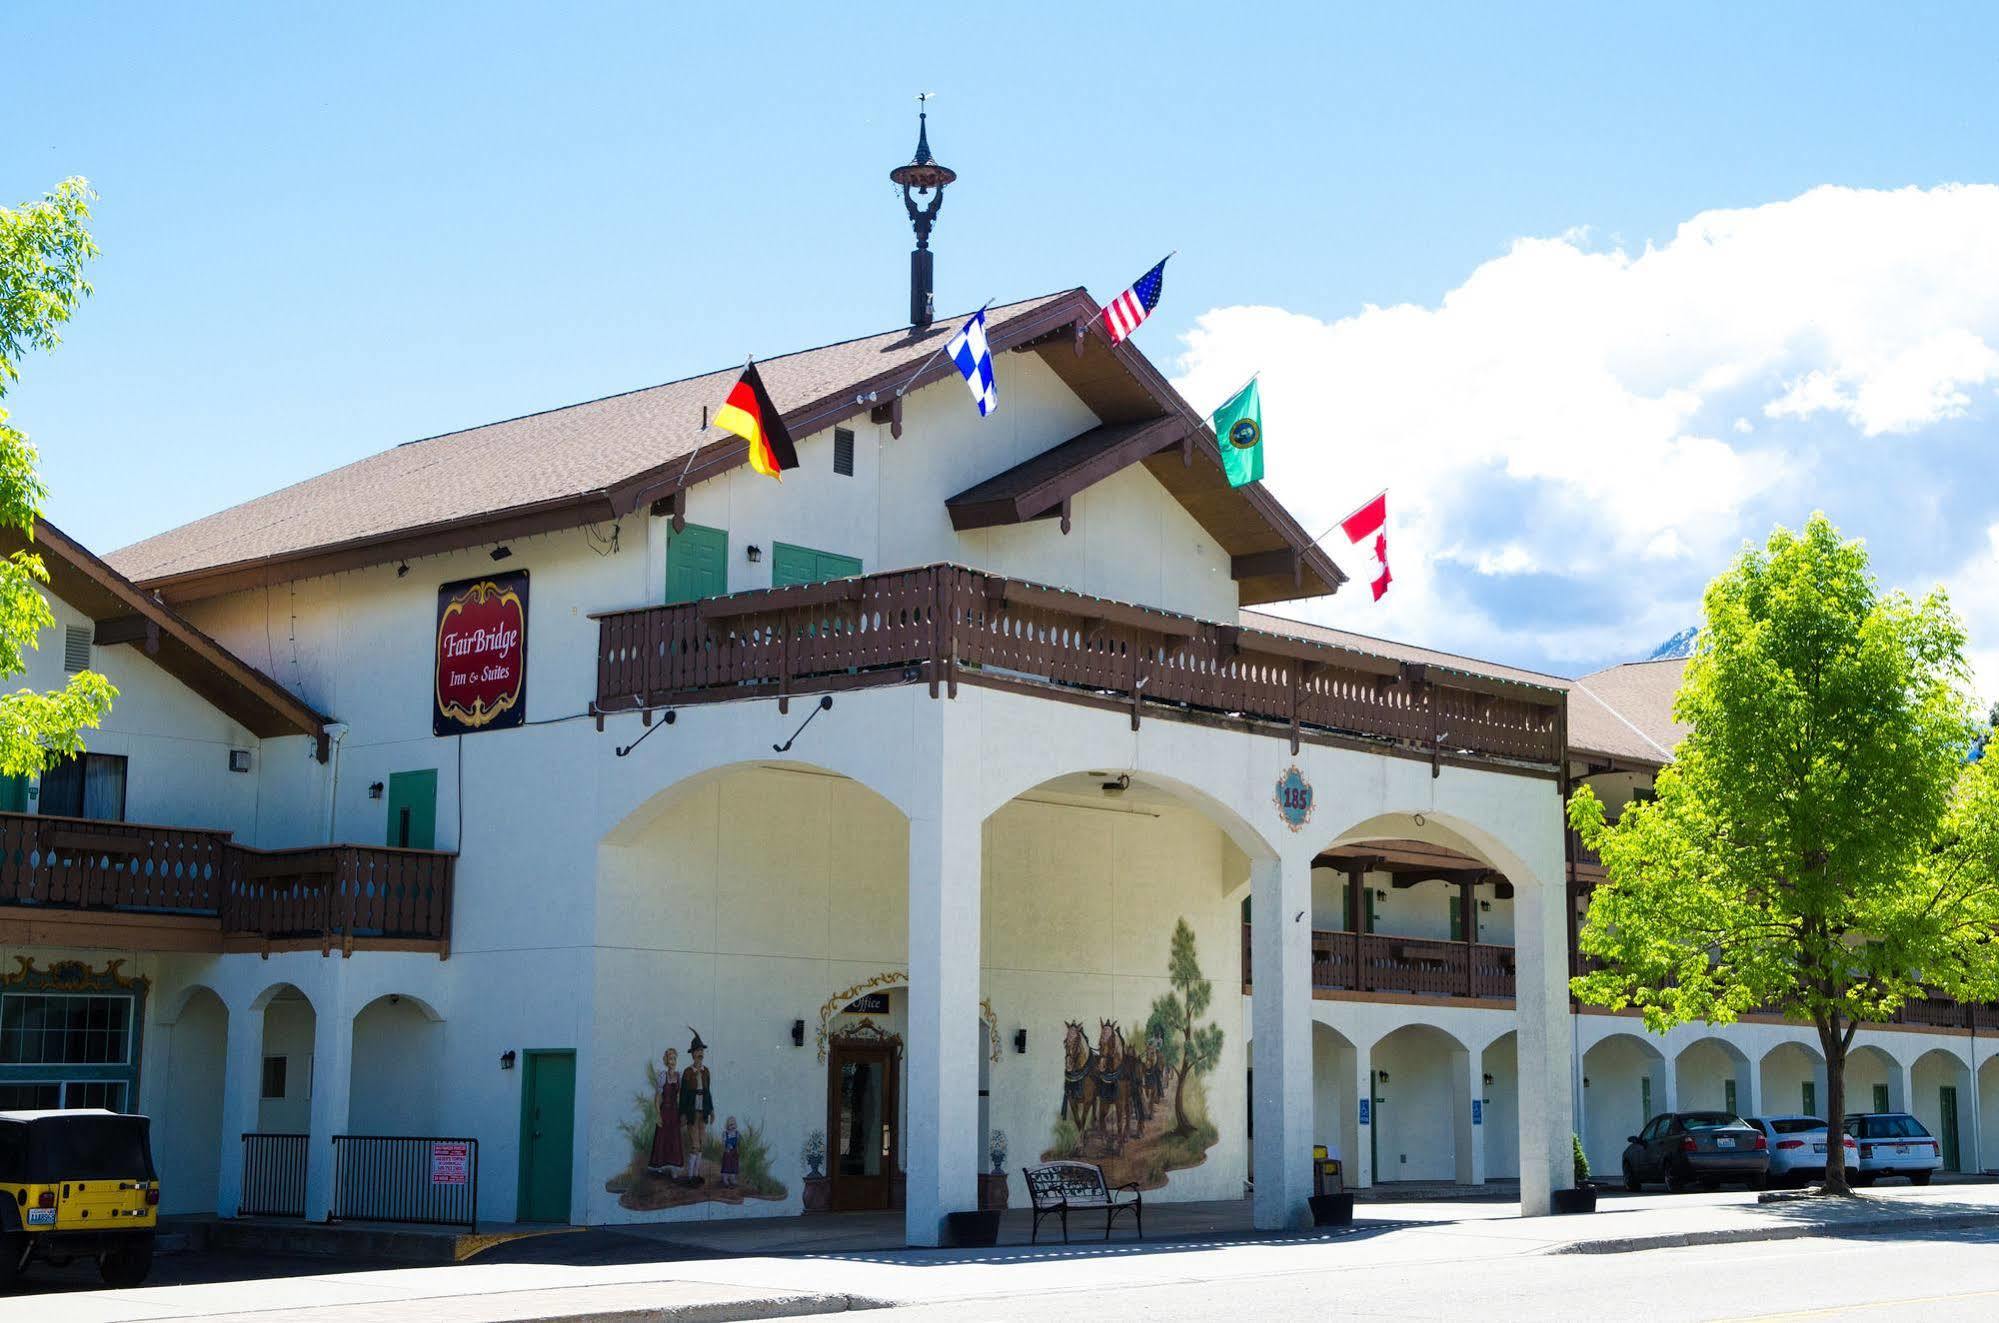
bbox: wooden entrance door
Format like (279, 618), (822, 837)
(826, 1038), (900, 1212)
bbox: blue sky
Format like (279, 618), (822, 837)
(8, 2), (1999, 689)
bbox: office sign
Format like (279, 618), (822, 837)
(435, 571), (529, 736)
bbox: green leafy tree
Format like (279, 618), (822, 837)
(0, 179), (115, 777)
(1569, 514), (1997, 1193)
(1146, 917), (1224, 1136)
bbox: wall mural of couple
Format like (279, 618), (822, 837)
(1043, 917), (1224, 1191)
(607, 1026), (787, 1211)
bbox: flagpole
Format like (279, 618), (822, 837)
(1207, 368), (1259, 417)
(892, 297), (996, 399)
(1307, 488), (1390, 547)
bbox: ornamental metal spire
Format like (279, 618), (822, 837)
(889, 93), (956, 329)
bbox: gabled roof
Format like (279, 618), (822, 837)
(9, 521), (330, 748)
(108, 288), (1344, 606)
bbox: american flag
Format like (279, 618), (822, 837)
(1099, 256), (1170, 344)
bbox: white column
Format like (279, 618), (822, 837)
(1737, 1056), (1761, 1121)
(1513, 817), (1577, 1215)
(1352, 1045), (1375, 1188)
(216, 1002), (264, 1219)
(302, 992), (354, 1223)
(903, 699), (982, 1247)
(1250, 849), (1313, 1229)
(1894, 1061), (1913, 1113)
(1659, 1054), (1679, 1114)
(1457, 1047), (1485, 1186)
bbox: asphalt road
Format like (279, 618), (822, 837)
(829, 1224), (1999, 1322)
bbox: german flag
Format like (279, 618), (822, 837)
(714, 359), (798, 480)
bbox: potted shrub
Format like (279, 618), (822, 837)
(1550, 1134), (1598, 1214)
(800, 1130), (830, 1214)
(979, 1130), (1010, 1211)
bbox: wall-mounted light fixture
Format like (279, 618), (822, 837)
(1583, 1076), (1591, 1089)
(368, 781), (385, 800)
(746, 544), (763, 564)
(500, 1050), (517, 1071)
(490, 545), (513, 562)
(791, 1019), (806, 1047)
(1100, 773), (1131, 797)
(1482, 1072), (1495, 1087)
(396, 561), (411, 578)
(1013, 1028), (1028, 1055)
(1375, 1069), (1391, 1085)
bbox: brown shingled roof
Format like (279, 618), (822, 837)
(1570, 659), (1689, 763)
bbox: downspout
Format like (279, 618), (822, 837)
(320, 723), (350, 844)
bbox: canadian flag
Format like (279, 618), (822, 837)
(1339, 491), (1391, 602)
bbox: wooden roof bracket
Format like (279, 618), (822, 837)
(869, 396), (905, 440)
(1059, 496), (1073, 535)
(648, 488), (689, 533)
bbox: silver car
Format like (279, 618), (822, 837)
(1844, 1112), (1943, 1186)
(1745, 1115), (1856, 1186)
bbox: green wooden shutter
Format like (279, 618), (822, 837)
(387, 770), (439, 850)
(771, 542), (862, 587)
(664, 523), (728, 604)
(0, 774), (27, 814)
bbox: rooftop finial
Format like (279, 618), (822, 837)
(888, 93), (957, 330)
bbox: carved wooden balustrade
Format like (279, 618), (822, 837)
(594, 564), (1566, 768)
(0, 812), (452, 953)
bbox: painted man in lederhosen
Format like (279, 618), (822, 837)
(679, 1027), (715, 1186)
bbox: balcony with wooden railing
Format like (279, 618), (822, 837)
(0, 812), (453, 956)
(593, 564), (1566, 769)
(1242, 923), (1518, 1002)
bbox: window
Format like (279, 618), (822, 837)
(832, 428), (856, 477)
(0, 1082), (60, 1110)
(37, 752), (128, 821)
(63, 625), (93, 674)
(261, 1055), (288, 1100)
(770, 543), (862, 588)
(0, 994), (134, 1066)
(1770, 1117), (1823, 1134)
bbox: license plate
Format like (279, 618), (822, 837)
(1716, 1137), (1735, 1148)
(1895, 1145), (1909, 1155)
(26, 1207), (55, 1226)
(1813, 1143), (1827, 1153)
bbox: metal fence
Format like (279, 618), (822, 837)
(329, 1135), (479, 1228)
(240, 1132), (309, 1217)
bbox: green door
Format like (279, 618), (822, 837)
(1873, 1084), (1891, 1114)
(1724, 1079), (1738, 1116)
(1802, 1081), (1817, 1117)
(771, 542), (862, 588)
(386, 770), (438, 850)
(1939, 1086), (1960, 1171)
(518, 1050), (576, 1222)
(664, 523), (728, 604)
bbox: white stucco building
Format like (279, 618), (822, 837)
(5, 285), (1992, 1250)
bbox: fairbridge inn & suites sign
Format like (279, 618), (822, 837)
(433, 571), (529, 736)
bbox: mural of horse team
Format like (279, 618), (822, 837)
(1042, 917), (1225, 1190)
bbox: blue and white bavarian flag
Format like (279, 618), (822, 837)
(946, 307), (998, 417)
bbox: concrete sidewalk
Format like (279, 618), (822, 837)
(23, 1184), (1999, 1323)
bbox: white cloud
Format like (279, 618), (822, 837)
(1172, 183), (1999, 679)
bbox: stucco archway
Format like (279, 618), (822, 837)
(1581, 1032), (1669, 1176)
(157, 985), (228, 1214)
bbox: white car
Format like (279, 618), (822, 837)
(1845, 1112), (1943, 1185)
(1745, 1115), (1855, 1185)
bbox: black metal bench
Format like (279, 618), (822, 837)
(1022, 1160), (1143, 1244)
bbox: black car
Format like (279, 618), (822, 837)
(1621, 1111), (1770, 1191)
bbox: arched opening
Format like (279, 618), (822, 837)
(1581, 1033), (1668, 1176)
(1980, 1056), (1999, 1174)
(157, 986), (227, 1214)
(1482, 1031), (1520, 1180)
(1846, 1044), (1902, 1115)
(1307, 1021), (1359, 1186)
(1675, 1037), (1754, 1116)
(349, 994), (445, 1136)
(1369, 1023), (1471, 1184)
(1910, 1048), (1973, 1172)
(254, 984), (315, 1135)
(1759, 1041), (1827, 1120)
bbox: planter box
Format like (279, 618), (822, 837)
(1550, 1186), (1598, 1215)
(1308, 1193), (1354, 1226)
(943, 1209), (1002, 1247)
(978, 1172), (1010, 1211)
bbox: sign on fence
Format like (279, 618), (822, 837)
(430, 1140), (470, 1186)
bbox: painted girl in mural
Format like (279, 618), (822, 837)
(646, 1047), (684, 1178)
(680, 1027), (715, 1185)
(720, 1116), (740, 1188)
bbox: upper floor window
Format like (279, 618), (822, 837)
(38, 752), (127, 822)
(63, 625), (92, 674)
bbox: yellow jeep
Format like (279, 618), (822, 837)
(0, 1109), (158, 1288)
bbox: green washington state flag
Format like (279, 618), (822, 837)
(1212, 378), (1264, 487)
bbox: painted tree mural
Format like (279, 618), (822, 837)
(1146, 917), (1224, 1137)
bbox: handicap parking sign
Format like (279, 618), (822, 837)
(1472, 1099), (1482, 1126)
(1359, 1097), (1371, 1125)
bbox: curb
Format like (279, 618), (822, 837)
(1554, 1209), (1999, 1255)
(487, 1292), (893, 1322)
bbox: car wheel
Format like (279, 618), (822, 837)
(1662, 1160), (1686, 1193)
(1911, 1170), (1933, 1187)
(1623, 1160), (1641, 1193)
(98, 1241), (153, 1289)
